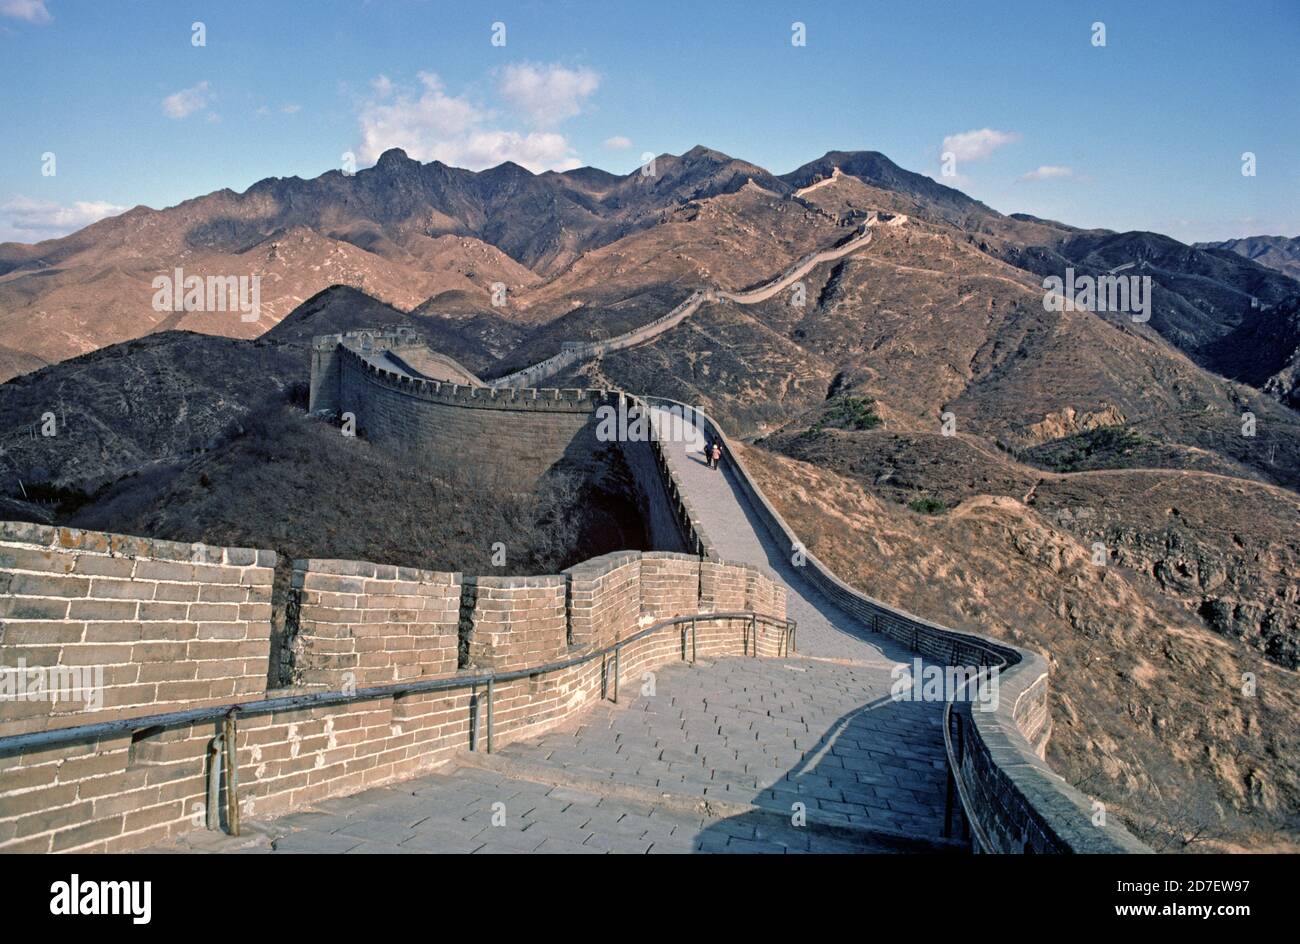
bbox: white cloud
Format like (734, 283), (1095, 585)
(603, 135), (632, 150)
(499, 63), (600, 128)
(454, 131), (583, 171)
(941, 128), (1020, 162)
(162, 81), (213, 119)
(1, 0), (51, 23)
(281, 103), (301, 114)
(356, 70), (591, 173)
(0, 196), (127, 243)
(1019, 165), (1074, 182)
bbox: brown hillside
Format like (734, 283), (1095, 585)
(735, 440), (1300, 852)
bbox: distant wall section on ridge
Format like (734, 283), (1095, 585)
(309, 330), (691, 553)
(311, 329), (604, 483)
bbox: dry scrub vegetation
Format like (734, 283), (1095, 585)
(65, 406), (633, 577)
(736, 440), (1300, 852)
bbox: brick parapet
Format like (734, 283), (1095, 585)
(289, 559), (461, 689)
(0, 522), (275, 740)
(0, 527), (787, 853)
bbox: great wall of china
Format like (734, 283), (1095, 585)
(0, 222), (1151, 854)
(487, 213), (884, 390)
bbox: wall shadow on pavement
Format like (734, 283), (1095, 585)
(689, 689), (963, 855)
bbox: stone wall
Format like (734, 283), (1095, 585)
(463, 575), (568, 673)
(0, 527), (786, 853)
(0, 522), (275, 739)
(289, 559), (461, 690)
(665, 400), (1150, 854)
(341, 350), (607, 482)
(311, 339), (699, 557)
(488, 291), (705, 390)
(620, 437), (692, 554)
(564, 552), (642, 649)
(312, 336), (618, 486)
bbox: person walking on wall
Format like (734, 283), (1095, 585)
(702, 436), (713, 467)
(710, 441), (722, 470)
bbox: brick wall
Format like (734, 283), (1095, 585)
(564, 552), (642, 649)
(0, 522), (275, 738)
(316, 342), (612, 486)
(463, 575), (568, 672)
(644, 415), (715, 558)
(1, 532), (788, 853)
(289, 559), (460, 689)
(638, 552), (700, 620)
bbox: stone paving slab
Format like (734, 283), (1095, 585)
(152, 657), (952, 854)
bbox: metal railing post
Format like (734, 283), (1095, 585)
(223, 708), (240, 837)
(206, 732), (224, 831)
(469, 689), (479, 751)
(612, 646), (620, 704)
(486, 677), (495, 754)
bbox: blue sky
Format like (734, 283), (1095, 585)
(1, 0), (1296, 244)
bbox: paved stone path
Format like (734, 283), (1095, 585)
(155, 405), (952, 855)
(156, 658), (949, 854)
(656, 406), (923, 664)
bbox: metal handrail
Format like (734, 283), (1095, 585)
(0, 610), (795, 758)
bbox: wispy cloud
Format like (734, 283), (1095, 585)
(941, 128), (1020, 162)
(0, 196), (127, 243)
(162, 81), (213, 119)
(0, 0), (52, 24)
(356, 67), (598, 172)
(498, 63), (600, 128)
(603, 135), (632, 150)
(1019, 165), (1074, 182)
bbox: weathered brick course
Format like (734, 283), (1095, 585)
(1, 523), (274, 741)
(2, 519), (789, 853)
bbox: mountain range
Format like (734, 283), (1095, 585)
(1, 145), (1298, 850)
(4, 145), (1297, 402)
(1195, 234), (1300, 280)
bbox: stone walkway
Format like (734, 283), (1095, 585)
(156, 658), (950, 854)
(154, 409), (952, 855)
(658, 408), (919, 664)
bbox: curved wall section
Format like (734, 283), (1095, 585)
(643, 397), (1151, 854)
(340, 349), (608, 482)
(313, 330), (616, 484)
